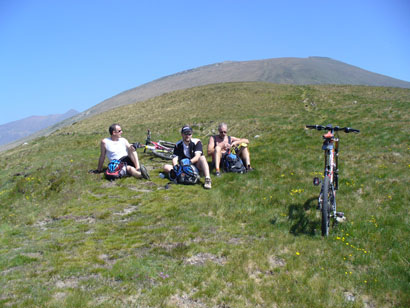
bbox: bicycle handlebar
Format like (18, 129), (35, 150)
(306, 125), (359, 133)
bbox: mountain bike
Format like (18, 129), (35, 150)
(306, 124), (360, 236)
(133, 130), (176, 160)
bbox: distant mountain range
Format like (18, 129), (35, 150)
(0, 109), (79, 146)
(2, 56), (409, 151)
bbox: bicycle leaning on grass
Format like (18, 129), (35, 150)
(306, 124), (360, 236)
(132, 130), (176, 160)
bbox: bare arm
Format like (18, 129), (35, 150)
(207, 136), (215, 156)
(230, 136), (249, 147)
(172, 156), (179, 167)
(191, 151), (202, 164)
(124, 139), (133, 156)
(97, 139), (106, 172)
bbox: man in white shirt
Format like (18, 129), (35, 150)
(97, 123), (149, 179)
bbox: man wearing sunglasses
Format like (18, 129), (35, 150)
(163, 125), (212, 189)
(207, 122), (253, 176)
(97, 123), (150, 179)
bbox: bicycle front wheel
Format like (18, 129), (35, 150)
(322, 176), (332, 236)
(152, 149), (174, 160)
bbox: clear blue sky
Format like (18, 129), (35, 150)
(1, 0), (409, 125)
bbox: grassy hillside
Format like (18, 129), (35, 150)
(1, 83), (409, 307)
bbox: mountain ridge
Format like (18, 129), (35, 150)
(82, 56), (410, 118)
(0, 109), (79, 146)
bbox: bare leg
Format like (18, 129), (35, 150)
(163, 164), (173, 174)
(214, 146), (222, 171)
(239, 147), (251, 168)
(196, 155), (210, 178)
(128, 146), (141, 170)
(127, 166), (142, 179)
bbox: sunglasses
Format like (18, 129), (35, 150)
(116, 130), (122, 133)
(184, 132), (192, 136)
(219, 130), (227, 134)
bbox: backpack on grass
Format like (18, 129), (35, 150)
(105, 159), (127, 181)
(170, 158), (200, 185)
(223, 153), (246, 173)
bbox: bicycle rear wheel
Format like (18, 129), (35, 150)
(152, 149), (174, 160)
(322, 176), (333, 236)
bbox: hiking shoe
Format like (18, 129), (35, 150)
(336, 216), (347, 223)
(204, 177), (212, 189)
(139, 165), (150, 180)
(215, 171), (221, 177)
(247, 167), (255, 172)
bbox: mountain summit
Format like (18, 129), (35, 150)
(81, 57), (410, 119)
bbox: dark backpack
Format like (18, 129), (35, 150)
(223, 153), (246, 173)
(105, 159), (127, 180)
(170, 158), (200, 185)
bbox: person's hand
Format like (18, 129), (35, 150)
(132, 142), (140, 149)
(88, 169), (101, 174)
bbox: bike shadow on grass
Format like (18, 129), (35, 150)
(287, 196), (321, 236)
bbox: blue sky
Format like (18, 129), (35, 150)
(1, 0), (409, 125)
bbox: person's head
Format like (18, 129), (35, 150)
(218, 123), (228, 138)
(181, 125), (193, 143)
(109, 123), (122, 136)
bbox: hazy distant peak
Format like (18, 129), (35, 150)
(0, 109), (79, 146)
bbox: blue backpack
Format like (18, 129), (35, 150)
(170, 158), (200, 185)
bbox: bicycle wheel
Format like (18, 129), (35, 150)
(321, 176), (332, 236)
(152, 149), (174, 160)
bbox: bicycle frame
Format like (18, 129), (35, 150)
(144, 130), (174, 150)
(319, 129), (338, 221)
(133, 130), (175, 160)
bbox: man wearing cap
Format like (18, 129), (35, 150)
(163, 125), (212, 189)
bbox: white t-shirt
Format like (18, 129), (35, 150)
(104, 137), (128, 161)
(183, 143), (191, 158)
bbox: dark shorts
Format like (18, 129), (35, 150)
(119, 156), (135, 168)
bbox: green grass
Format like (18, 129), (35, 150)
(0, 83), (409, 307)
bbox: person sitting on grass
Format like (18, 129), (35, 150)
(163, 125), (212, 189)
(207, 122), (253, 176)
(97, 123), (150, 179)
